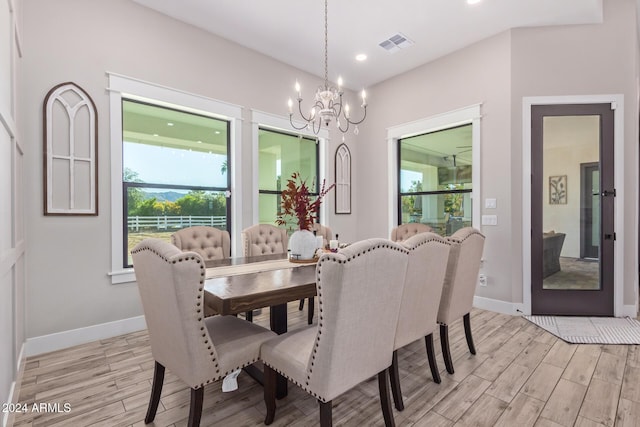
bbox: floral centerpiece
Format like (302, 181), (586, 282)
(276, 172), (335, 230)
(277, 172), (334, 259)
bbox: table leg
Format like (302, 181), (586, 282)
(270, 303), (288, 399)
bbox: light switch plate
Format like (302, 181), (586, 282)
(481, 215), (498, 226)
(485, 198), (497, 209)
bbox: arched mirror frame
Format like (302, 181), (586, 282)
(335, 143), (351, 214)
(43, 82), (98, 215)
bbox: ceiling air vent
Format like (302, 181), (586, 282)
(378, 33), (414, 54)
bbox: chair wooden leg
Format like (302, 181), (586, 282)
(388, 350), (404, 411)
(187, 387), (203, 427)
(463, 313), (476, 355)
(440, 324), (455, 374)
(245, 310), (253, 322)
(264, 365), (277, 425)
(378, 369), (396, 427)
(319, 400), (333, 427)
(307, 298), (314, 325)
(145, 361), (165, 423)
(299, 298), (305, 310)
(425, 334), (441, 384)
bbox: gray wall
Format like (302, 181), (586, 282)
(357, 30), (514, 302)
(20, 0), (360, 338)
(510, 0), (639, 305)
(1, 0), (25, 415)
(358, 0), (638, 308)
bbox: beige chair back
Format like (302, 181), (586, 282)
(171, 226), (230, 261)
(241, 224), (288, 256)
(311, 223), (332, 247)
(131, 239), (219, 388)
(438, 227), (485, 325)
(395, 232), (451, 349)
(391, 223), (433, 242)
(307, 239), (409, 401)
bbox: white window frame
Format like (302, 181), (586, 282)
(250, 110), (329, 228)
(107, 73), (243, 284)
(386, 104), (482, 237)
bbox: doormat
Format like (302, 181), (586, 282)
(524, 315), (640, 344)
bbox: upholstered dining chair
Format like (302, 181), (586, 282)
(131, 239), (276, 427)
(240, 224), (289, 321)
(171, 226), (231, 262)
(296, 223), (333, 324)
(261, 239), (409, 427)
(241, 224), (288, 257)
(390, 223), (433, 242)
(171, 226), (231, 317)
(390, 232), (451, 411)
(437, 227), (485, 375)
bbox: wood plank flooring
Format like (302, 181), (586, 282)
(9, 305), (640, 426)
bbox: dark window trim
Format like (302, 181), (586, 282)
(257, 127), (321, 222)
(121, 99), (232, 268)
(397, 127), (473, 227)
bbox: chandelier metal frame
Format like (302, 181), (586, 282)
(288, 0), (367, 135)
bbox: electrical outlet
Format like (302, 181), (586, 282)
(478, 274), (487, 287)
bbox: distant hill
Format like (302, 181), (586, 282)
(142, 190), (185, 202)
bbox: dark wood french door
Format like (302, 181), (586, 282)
(531, 103), (614, 316)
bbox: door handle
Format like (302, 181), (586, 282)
(601, 189), (616, 197)
(604, 233), (616, 240)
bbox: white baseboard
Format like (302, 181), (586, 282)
(473, 295), (520, 316)
(621, 304), (638, 318)
(490, 301), (637, 318)
(25, 316), (146, 357)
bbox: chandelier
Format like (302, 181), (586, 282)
(287, 0), (367, 136)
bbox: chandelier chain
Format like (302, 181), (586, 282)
(324, 0), (328, 89)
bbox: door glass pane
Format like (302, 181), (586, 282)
(542, 116), (600, 290)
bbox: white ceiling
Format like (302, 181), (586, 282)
(131, 0), (603, 90)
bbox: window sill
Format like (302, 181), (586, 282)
(109, 268), (136, 284)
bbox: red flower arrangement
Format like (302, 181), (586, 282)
(276, 172), (335, 231)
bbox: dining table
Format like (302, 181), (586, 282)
(203, 253), (318, 398)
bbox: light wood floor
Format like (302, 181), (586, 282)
(10, 305), (640, 427)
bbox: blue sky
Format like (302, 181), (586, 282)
(124, 142), (228, 188)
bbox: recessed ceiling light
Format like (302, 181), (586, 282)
(167, 122), (174, 126)
(214, 131), (221, 134)
(197, 140), (202, 144)
(467, 0), (481, 4)
(355, 53), (367, 61)
(153, 133), (159, 137)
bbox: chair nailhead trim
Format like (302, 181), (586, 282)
(133, 242), (222, 371)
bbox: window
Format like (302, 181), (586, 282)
(257, 128), (319, 230)
(109, 73), (242, 284)
(387, 104), (481, 238)
(398, 124), (473, 236)
(122, 100), (230, 267)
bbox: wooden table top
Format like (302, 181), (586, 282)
(203, 254), (317, 315)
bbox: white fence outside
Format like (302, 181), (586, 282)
(128, 215), (226, 231)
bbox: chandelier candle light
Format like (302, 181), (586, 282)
(287, 0), (367, 136)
